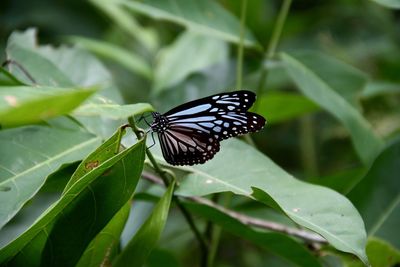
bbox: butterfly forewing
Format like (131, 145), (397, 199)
(165, 90), (256, 117)
(168, 111), (265, 141)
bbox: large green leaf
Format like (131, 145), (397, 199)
(160, 139), (369, 264)
(114, 182), (175, 267)
(284, 51), (368, 109)
(281, 52), (383, 165)
(348, 138), (400, 249)
(153, 31), (228, 94)
(184, 202), (322, 267)
(369, 0), (400, 9)
(0, 68), (24, 86)
(0, 137), (146, 266)
(73, 102), (153, 120)
(361, 81), (400, 98)
(257, 92), (320, 124)
(342, 238), (400, 267)
(6, 28), (123, 103)
(6, 30), (74, 87)
(364, 238), (400, 267)
(62, 126), (129, 192)
(76, 202), (131, 267)
(89, 0), (159, 52)
(69, 36), (153, 80)
(0, 86), (96, 127)
(0, 126), (100, 229)
(115, 0), (259, 48)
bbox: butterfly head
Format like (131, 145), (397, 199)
(151, 112), (169, 133)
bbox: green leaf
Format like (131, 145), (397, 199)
(348, 138), (400, 249)
(69, 36), (153, 80)
(89, 0), (159, 52)
(184, 202), (323, 267)
(0, 86), (96, 127)
(73, 102), (153, 120)
(62, 126), (128, 193)
(116, 0), (259, 48)
(0, 126), (100, 229)
(76, 202), (131, 267)
(167, 139), (368, 264)
(6, 30), (74, 87)
(257, 92), (320, 124)
(309, 168), (367, 195)
(147, 249), (180, 267)
(6, 28), (123, 103)
(0, 137), (146, 266)
(365, 238), (400, 267)
(281, 52), (383, 165)
(342, 238), (400, 267)
(153, 31), (228, 94)
(114, 181), (175, 267)
(361, 81), (400, 98)
(369, 0), (400, 9)
(284, 51), (368, 109)
(0, 68), (24, 86)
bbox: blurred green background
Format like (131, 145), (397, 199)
(1, 0), (399, 266)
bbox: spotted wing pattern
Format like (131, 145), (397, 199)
(151, 90), (266, 166)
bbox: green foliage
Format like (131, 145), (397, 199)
(114, 182), (175, 267)
(0, 0), (399, 266)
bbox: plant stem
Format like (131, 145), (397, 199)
(127, 117), (209, 263)
(235, 0), (248, 90)
(266, 0), (292, 59)
(206, 193), (232, 267)
(255, 0), (292, 108)
(299, 115), (318, 178)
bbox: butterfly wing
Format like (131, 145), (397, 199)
(164, 90), (256, 117)
(167, 111), (265, 141)
(157, 128), (220, 166)
(154, 90), (265, 166)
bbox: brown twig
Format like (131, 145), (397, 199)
(141, 171), (327, 244)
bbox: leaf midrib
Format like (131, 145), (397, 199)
(0, 137), (100, 187)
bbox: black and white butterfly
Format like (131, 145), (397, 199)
(150, 90), (266, 166)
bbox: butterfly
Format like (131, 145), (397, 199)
(150, 90), (266, 166)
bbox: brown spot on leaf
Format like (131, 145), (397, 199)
(85, 160), (99, 170)
(4, 95), (18, 107)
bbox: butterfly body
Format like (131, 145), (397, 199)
(151, 90), (265, 166)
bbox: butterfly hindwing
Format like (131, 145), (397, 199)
(157, 128), (220, 166)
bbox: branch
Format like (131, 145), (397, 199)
(142, 171), (327, 244)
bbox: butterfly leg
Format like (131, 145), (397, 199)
(138, 113), (152, 127)
(147, 131), (156, 149)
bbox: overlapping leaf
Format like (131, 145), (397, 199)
(154, 139), (370, 264)
(281, 52), (383, 165)
(0, 86), (96, 127)
(0, 126), (101, 229)
(114, 182), (175, 267)
(0, 135), (146, 266)
(348, 138), (400, 249)
(115, 0), (259, 47)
